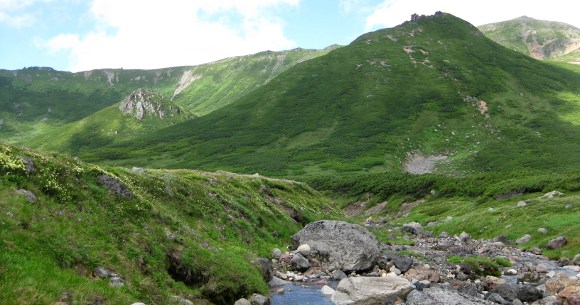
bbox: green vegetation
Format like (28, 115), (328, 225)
(309, 170), (579, 259)
(1, 48), (334, 145)
(447, 256), (503, 277)
(74, 13), (580, 177)
(479, 16), (580, 61)
(0, 142), (340, 304)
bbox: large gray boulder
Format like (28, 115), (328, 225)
(406, 287), (494, 305)
(331, 275), (414, 305)
(291, 220), (380, 272)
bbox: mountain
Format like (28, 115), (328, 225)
(0, 47), (335, 144)
(479, 16), (580, 62)
(23, 88), (193, 153)
(82, 12), (580, 177)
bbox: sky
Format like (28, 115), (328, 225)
(1, 0), (579, 72)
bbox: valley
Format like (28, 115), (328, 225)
(0, 11), (579, 305)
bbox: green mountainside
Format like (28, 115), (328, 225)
(23, 88), (193, 153)
(479, 16), (580, 62)
(0, 142), (340, 304)
(82, 13), (580, 177)
(0, 48), (335, 144)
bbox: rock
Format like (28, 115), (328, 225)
(297, 244), (311, 257)
(16, 189), (38, 203)
(290, 253), (310, 272)
(330, 269), (347, 281)
(109, 276), (124, 287)
(402, 222), (424, 235)
(291, 220), (380, 272)
(492, 283), (517, 301)
(517, 285), (543, 302)
(131, 303), (146, 305)
(21, 157), (36, 174)
(541, 191), (563, 199)
(331, 276), (414, 305)
(171, 296), (194, 305)
(391, 266), (401, 275)
(505, 269), (518, 275)
(512, 299), (524, 305)
(546, 236), (567, 249)
(321, 285), (335, 296)
(531, 295), (561, 305)
(516, 234), (532, 245)
(538, 228), (548, 234)
(486, 293), (509, 304)
(268, 276), (288, 287)
(459, 231), (471, 243)
(272, 248), (282, 259)
(439, 231), (450, 238)
(381, 251), (414, 273)
(98, 174), (133, 198)
(566, 295), (580, 305)
(404, 265), (441, 283)
(255, 258), (273, 282)
(131, 167), (145, 173)
(234, 298), (251, 305)
(413, 280), (431, 291)
(249, 293), (270, 305)
(536, 263), (548, 273)
(546, 273), (577, 294)
(517, 201), (527, 207)
(574, 254), (580, 263)
(406, 287), (494, 305)
(93, 266), (109, 278)
(558, 285), (580, 302)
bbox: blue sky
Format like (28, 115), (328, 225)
(1, 0), (578, 72)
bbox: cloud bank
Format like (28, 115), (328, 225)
(44, 0), (299, 71)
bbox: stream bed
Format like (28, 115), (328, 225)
(270, 283), (334, 305)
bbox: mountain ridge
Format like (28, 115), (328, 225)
(79, 12), (580, 177)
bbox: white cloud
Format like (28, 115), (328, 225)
(44, 0), (299, 71)
(365, 0), (580, 31)
(0, 0), (51, 27)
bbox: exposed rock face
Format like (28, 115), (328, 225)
(119, 88), (181, 120)
(291, 220), (380, 272)
(331, 276), (414, 305)
(98, 174), (133, 198)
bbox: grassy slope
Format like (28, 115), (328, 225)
(0, 142), (340, 304)
(0, 48), (334, 145)
(22, 90), (193, 153)
(479, 16), (580, 60)
(84, 13), (580, 177)
(171, 46), (340, 116)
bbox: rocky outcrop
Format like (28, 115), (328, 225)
(291, 220), (380, 272)
(119, 88), (181, 120)
(331, 275), (414, 305)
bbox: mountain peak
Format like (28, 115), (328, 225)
(119, 88), (181, 120)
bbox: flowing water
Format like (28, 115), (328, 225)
(270, 283), (334, 305)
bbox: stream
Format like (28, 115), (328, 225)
(270, 283), (334, 305)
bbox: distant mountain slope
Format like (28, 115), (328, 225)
(0, 47), (335, 143)
(84, 12), (580, 177)
(23, 88), (193, 153)
(171, 46), (340, 116)
(479, 16), (580, 61)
